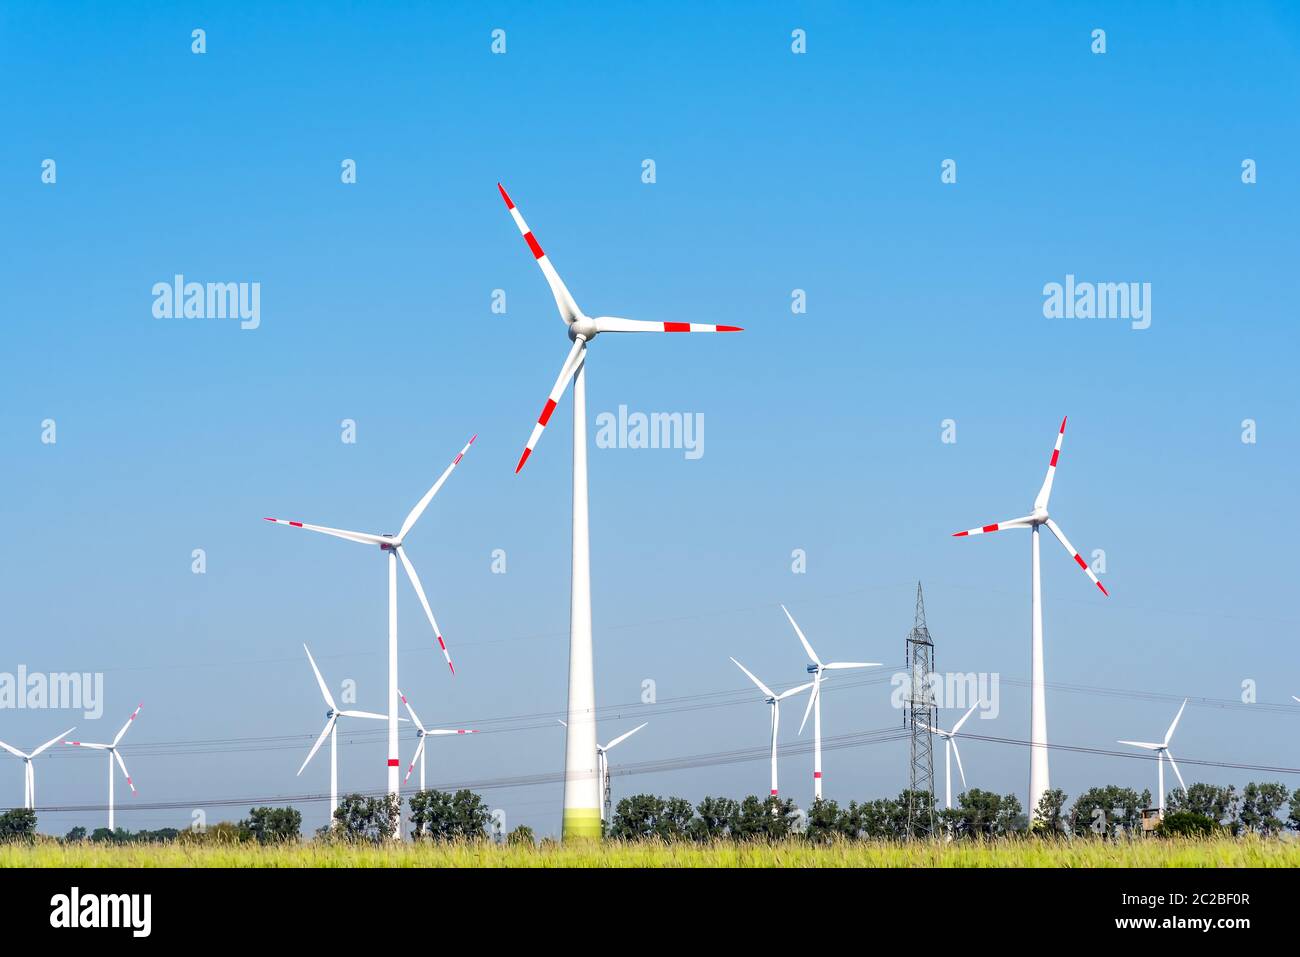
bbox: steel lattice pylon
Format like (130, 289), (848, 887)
(904, 582), (938, 837)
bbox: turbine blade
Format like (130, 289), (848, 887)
(0, 739), (25, 759)
(775, 681), (814, 701)
(404, 737), (427, 784)
(602, 722), (648, 752)
(951, 738), (968, 789)
(113, 750), (136, 793)
(262, 518), (387, 547)
(339, 710), (389, 721)
(66, 741), (110, 750)
(397, 546), (454, 675)
(497, 183), (582, 324)
(397, 434), (478, 542)
(1117, 739), (1162, 750)
(1163, 699), (1188, 746)
(780, 604), (822, 667)
(951, 702), (980, 735)
(397, 690), (427, 734)
(952, 516), (1034, 537)
(516, 337), (586, 473)
(1165, 750), (1187, 793)
(592, 317), (743, 334)
(1043, 518), (1109, 596)
(798, 675), (819, 736)
(1033, 417), (1068, 510)
(30, 728), (76, 758)
(730, 657), (776, 700)
(424, 729), (478, 736)
(824, 661), (881, 670)
(298, 718), (335, 775)
(303, 644), (337, 711)
(112, 704), (143, 747)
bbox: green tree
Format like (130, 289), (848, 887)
(506, 824), (535, 846)
(730, 796), (799, 841)
(1032, 788), (1068, 834)
(1238, 782), (1289, 836)
(948, 788), (1022, 838)
(804, 798), (842, 843)
(690, 796), (739, 841)
(1156, 810), (1216, 837)
(1069, 786), (1147, 837)
(332, 793), (401, 842)
(408, 789), (492, 841)
(1168, 783), (1238, 829)
(64, 826), (87, 842)
(608, 794), (693, 841)
(241, 806), (302, 844)
(0, 808), (37, 841)
(854, 798), (901, 838)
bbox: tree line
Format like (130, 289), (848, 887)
(2, 779), (1296, 844)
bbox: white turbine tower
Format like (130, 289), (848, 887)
(498, 182), (742, 839)
(921, 703), (980, 810)
(65, 705), (142, 831)
(265, 434), (475, 817)
(731, 657), (812, 797)
(397, 689), (478, 791)
(0, 727), (74, 810)
(1118, 699), (1189, 815)
(780, 605), (880, 800)
(297, 644), (393, 821)
(951, 417), (1108, 820)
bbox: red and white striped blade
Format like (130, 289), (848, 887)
(396, 546), (455, 675)
(1044, 518), (1109, 596)
(593, 317), (743, 334)
(404, 737), (426, 784)
(113, 750), (136, 794)
(516, 336), (586, 474)
(498, 183), (582, 324)
(263, 518), (387, 547)
(397, 689), (427, 734)
(1034, 417), (1067, 511)
(426, 729), (478, 736)
(397, 434), (477, 542)
(66, 740), (110, 750)
(113, 703), (143, 747)
(951, 516), (1033, 537)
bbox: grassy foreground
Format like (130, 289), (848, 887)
(2, 836), (1296, 868)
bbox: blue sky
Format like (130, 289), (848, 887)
(1, 2), (1298, 836)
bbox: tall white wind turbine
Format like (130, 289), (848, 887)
(498, 182), (742, 838)
(65, 705), (142, 831)
(1118, 699), (1188, 815)
(951, 417), (1108, 821)
(297, 644), (393, 820)
(921, 703), (980, 810)
(780, 605), (880, 800)
(266, 434), (475, 816)
(731, 657), (812, 797)
(397, 689), (478, 791)
(0, 727), (75, 811)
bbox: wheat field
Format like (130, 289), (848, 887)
(1, 836), (1295, 868)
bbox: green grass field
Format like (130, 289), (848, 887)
(2, 836), (1295, 867)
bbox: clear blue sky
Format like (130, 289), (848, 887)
(2, 2), (1297, 836)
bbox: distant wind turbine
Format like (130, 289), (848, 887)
(65, 706), (142, 831)
(921, 703), (980, 810)
(397, 689), (478, 791)
(731, 657), (812, 797)
(1118, 699), (1189, 815)
(0, 727), (75, 811)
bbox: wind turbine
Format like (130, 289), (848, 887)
(951, 417), (1108, 820)
(921, 703), (980, 810)
(780, 605), (881, 800)
(265, 434), (475, 815)
(1118, 699), (1188, 815)
(498, 182), (742, 839)
(397, 689), (478, 791)
(65, 705), (142, 831)
(730, 657), (812, 797)
(0, 727), (74, 810)
(297, 644), (394, 821)
(555, 719), (649, 825)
